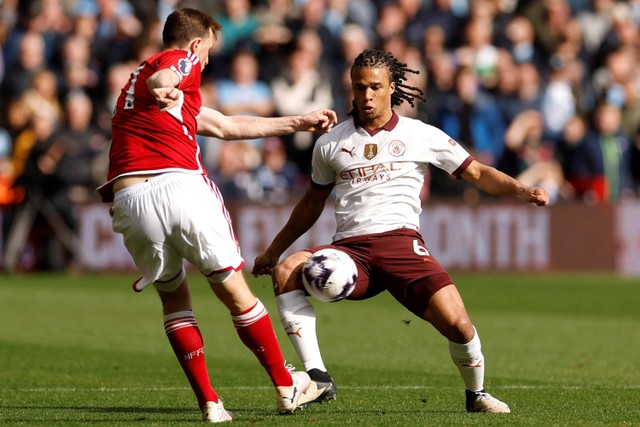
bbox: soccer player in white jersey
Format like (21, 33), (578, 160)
(253, 49), (549, 413)
(99, 8), (337, 423)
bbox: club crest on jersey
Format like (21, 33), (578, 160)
(364, 143), (378, 160)
(178, 58), (193, 76)
(388, 140), (406, 157)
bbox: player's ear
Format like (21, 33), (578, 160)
(188, 37), (202, 53)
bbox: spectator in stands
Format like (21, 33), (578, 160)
(576, 0), (617, 62)
(593, 2), (638, 68)
(375, 3), (407, 44)
(588, 102), (635, 202)
(499, 110), (565, 203)
(0, 100), (25, 207)
(339, 24), (371, 62)
(515, 62), (545, 115)
(55, 90), (109, 205)
(495, 58), (546, 125)
(14, 100), (72, 270)
(254, 137), (302, 203)
(421, 24), (447, 66)
(455, 15), (501, 92)
(560, 103), (635, 204)
(396, 0), (431, 47)
(419, 26), (455, 122)
(541, 56), (578, 142)
(591, 47), (640, 139)
(0, 31), (47, 106)
(493, 52), (522, 123)
(23, 68), (63, 121)
(0, 95), (35, 256)
(558, 114), (601, 203)
(343, 0), (377, 41)
(271, 31), (334, 175)
(437, 66), (506, 167)
(73, 0), (142, 69)
(288, 0), (340, 69)
(252, 0), (297, 82)
(200, 49), (277, 199)
(214, 0), (259, 60)
(501, 15), (546, 68)
(214, 49), (275, 121)
(2, 0), (71, 72)
(0, 97), (35, 196)
(421, 0), (464, 48)
(523, 0), (574, 58)
(57, 34), (101, 96)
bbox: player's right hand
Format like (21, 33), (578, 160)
(299, 108), (338, 133)
(527, 187), (550, 206)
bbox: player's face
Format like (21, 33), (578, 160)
(351, 66), (395, 128)
(193, 29), (215, 71)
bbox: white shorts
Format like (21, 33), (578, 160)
(111, 172), (244, 291)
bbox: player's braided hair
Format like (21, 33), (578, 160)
(349, 49), (425, 117)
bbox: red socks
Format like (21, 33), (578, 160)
(164, 311), (218, 408)
(232, 299), (293, 387)
(164, 300), (292, 409)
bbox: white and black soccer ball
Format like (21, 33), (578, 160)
(302, 248), (357, 303)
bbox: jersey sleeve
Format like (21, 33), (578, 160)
(423, 124), (473, 175)
(310, 135), (335, 187)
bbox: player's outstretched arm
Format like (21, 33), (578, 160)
(197, 107), (337, 140)
(461, 160), (550, 206)
(252, 183), (334, 276)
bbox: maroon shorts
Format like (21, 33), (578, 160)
(307, 228), (453, 318)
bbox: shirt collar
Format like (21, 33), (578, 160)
(354, 111), (399, 136)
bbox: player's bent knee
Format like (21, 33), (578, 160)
(272, 252), (309, 294)
(441, 316), (475, 343)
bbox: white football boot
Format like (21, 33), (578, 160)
(465, 390), (511, 413)
(201, 400), (233, 423)
(275, 370), (312, 414)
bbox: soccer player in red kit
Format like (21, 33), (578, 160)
(253, 50), (549, 413)
(98, 8), (337, 423)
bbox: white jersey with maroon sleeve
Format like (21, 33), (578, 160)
(312, 112), (473, 241)
(98, 49), (205, 202)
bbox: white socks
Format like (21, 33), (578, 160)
(449, 327), (484, 392)
(276, 290), (327, 372)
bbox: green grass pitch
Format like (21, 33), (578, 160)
(1, 271), (639, 426)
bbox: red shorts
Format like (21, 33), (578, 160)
(308, 228), (453, 318)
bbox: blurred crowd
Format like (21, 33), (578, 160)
(0, 0), (639, 269)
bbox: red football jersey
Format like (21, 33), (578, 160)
(99, 49), (205, 202)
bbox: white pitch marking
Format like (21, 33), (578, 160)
(14, 384), (640, 393)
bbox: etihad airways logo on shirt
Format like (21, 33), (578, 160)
(339, 162), (402, 183)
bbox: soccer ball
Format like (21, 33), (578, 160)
(302, 248), (357, 303)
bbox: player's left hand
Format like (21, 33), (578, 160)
(251, 253), (279, 277)
(299, 109), (338, 133)
(527, 187), (550, 206)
